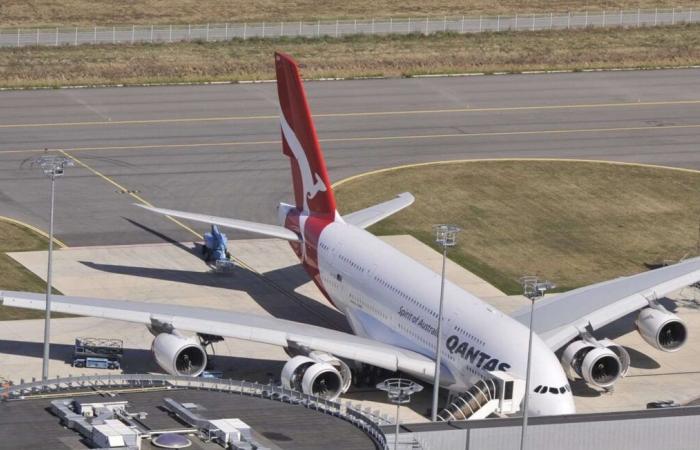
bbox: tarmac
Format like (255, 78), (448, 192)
(2, 236), (700, 422)
(1, 68), (699, 246)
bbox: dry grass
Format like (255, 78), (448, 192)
(0, 24), (698, 88)
(334, 161), (700, 294)
(0, 1), (692, 27)
(0, 220), (66, 320)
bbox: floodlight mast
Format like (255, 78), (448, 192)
(518, 276), (554, 450)
(377, 378), (423, 450)
(32, 154), (73, 381)
(431, 224), (460, 421)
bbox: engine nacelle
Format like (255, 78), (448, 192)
(561, 339), (623, 389)
(636, 307), (687, 352)
(280, 352), (351, 400)
(152, 332), (207, 377)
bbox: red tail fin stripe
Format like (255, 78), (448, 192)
(275, 52), (336, 217)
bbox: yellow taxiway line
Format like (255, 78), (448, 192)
(0, 215), (68, 249)
(2, 122), (699, 155)
(0, 99), (698, 129)
(332, 158), (700, 188)
(58, 150), (203, 240)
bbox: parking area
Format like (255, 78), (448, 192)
(2, 235), (700, 421)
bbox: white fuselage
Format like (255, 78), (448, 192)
(314, 220), (575, 416)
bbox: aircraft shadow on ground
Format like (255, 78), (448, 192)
(0, 339), (285, 382)
(79, 261), (351, 333)
(122, 217), (199, 255)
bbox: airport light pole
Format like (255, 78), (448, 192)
(518, 276), (554, 450)
(32, 154), (73, 381)
(431, 224), (460, 421)
(377, 378), (423, 450)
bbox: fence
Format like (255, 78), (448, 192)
(2, 8), (698, 48)
(2, 373), (388, 449)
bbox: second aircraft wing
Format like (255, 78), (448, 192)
(511, 257), (700, 350)
(0, 290), (435, 379)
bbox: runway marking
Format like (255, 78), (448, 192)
(0, 215), (68, 249)
(2, 122), (700, 155)
(57, 150), (203, 240)
(331, 158), (700, 188)
(1, 99), (699, 129)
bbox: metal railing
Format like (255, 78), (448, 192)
(2, 8), (697, 48)
(2, 373), (388, 449)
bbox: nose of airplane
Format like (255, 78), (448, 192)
(528, 390), (576, 416)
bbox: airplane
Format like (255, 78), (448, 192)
(3, 52), (699, 418)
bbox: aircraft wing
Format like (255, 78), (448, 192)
(510, 257), (700, 351)
(135, 204), (300, 241)
(342, 192), (415, 229)
(0, 291), (435, 379)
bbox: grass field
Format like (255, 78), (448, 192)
(0, 1), (691, 27)
(334, 160), (700, 294)
(0, 24), (698, 89)
(0, 219), (65, 320)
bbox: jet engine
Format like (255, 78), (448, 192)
(561, 338), (628, 389)
(636, 307), (687, 352)
(281, 352), (351, 400)
(152, 332), (208, 377)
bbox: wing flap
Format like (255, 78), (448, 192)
(1, 291), (434, 378)
(135, 204), (300, 241)
(343, 192), (415, 229)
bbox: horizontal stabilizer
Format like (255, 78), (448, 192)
(135, 204), (300, 241)
(343, 192), (415, 229)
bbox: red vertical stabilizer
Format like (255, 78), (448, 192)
(275, 52), (337, 219)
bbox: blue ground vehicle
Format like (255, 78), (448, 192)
(202, 224), (231, 263)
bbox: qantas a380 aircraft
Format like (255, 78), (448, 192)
(4, 53), (700, 418)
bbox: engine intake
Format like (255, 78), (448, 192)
(152, 332), (207, 377)
(281, 353), (350, 400)
(561, 339), (623, 389)
(636, 307), (687, 352)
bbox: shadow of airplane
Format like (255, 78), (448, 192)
(116, 217), (351, 331)
(123, 217), (198, 256)
(0, 339), (286, 382)
(623, 346), (661, 370)
(80, 261), (351, 333)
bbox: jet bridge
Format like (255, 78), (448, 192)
(438, 371), (525, 421)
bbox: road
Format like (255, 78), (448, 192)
(1, 68), (699, 246)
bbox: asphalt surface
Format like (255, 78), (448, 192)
(1, 68), (699, 246)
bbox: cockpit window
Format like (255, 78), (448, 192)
(559, 387), (566, 394)
(549, 387), (558, 394)
(534, 385), (543, 393)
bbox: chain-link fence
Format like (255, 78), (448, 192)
(2, 8), (698, 48)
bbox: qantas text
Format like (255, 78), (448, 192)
(445, 335), (511, 371)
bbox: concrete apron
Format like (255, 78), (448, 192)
(2, 236), (700, 422)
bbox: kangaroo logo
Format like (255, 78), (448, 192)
(280, 113), (327, 210)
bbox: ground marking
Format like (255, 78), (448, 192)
(2, 122), (699, 155)
(0, 99), (698, 129)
